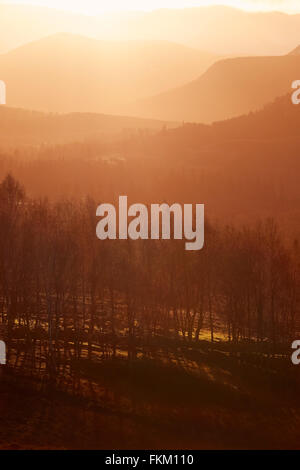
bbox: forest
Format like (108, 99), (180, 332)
(1, 33), (300, 447)
(0, 159), (299, 448)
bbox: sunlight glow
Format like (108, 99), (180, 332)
(1, 0), (300, 15)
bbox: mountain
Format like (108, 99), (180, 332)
(2, 94), (300, 230)
(1, 92), (295, 149)
(0, 33), (218, 115)
(289, 45), (300, 55)
(116, 6), (300, 56)
(0, 4), (99, 54)
(0, 105), (176, 147)
(130, 55), (300, 123)
(156, 93), (300, 146)
(2, 4), (300, 56)
(121, 93), (300, 229)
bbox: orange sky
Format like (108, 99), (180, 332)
(1, 0), (300, 14)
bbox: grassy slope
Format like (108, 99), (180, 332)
(1, 339), (299, 449)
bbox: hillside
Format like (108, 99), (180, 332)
(289, 45), (300, 55)
(130, 55), (300, 122)
(0, 105), (176, 146)
(0, 33), (217, 115)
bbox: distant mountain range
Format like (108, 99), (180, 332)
(2, 32), (300, 123)
(0, 33), (218, 115)
(2, 93), (300, 231)
(0, 105), (176, 146)
(130, 55), (300, 122)
(1, 4), (300, 56)
(0, 92), (298, 148)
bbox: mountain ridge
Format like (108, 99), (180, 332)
(0, 33), (218, 115)
(1, 4), (300, 55)
(130, 54), (300, 122)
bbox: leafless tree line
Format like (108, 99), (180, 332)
(0, 174), (299, 379)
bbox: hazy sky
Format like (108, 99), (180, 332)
(1, 0), (300, 14)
